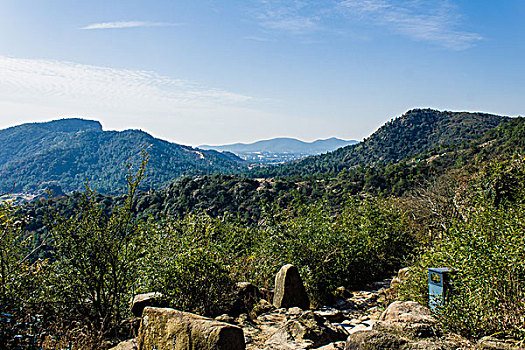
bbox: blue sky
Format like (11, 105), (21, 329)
(0, 0), (523, 146)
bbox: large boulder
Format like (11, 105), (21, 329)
(379, 301), (434, 324)
(229, 282), (262, 316)
(266, 310), (348, 349)
(109, 339), (137, 350)
(375, 301), (437, 339)
(273, 264), (310, 310)
(345, 330), (407, 349)
(131, 292), (168, 317)
(137, 307), (245, 350)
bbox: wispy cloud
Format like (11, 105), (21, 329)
(244, 36), (274, 42)
(250, 0), (482, 50)
(79, 21), (180, 30)
(253, 1), (324, 35)
(338, 0), (483, 49)
(0, 56), (251, 105)
(0, 56), (268, 144)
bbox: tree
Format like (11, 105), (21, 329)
(48, 154), (149, 344)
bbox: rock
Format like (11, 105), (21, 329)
(390, 277), (401, 289)
(348, 324), (372, 335)
(388, 268), (412, 299)
(235, 313), (252, 327)
(315, 308), (345, 323)
(251, 299), (275, 318)
(266, 310), (348, 349)
(373, 320), (437, 339)
(398, 267), (411, 280)
(288, 307), (304, 316)
(215, 314), (235, 324)
(314, 341), (346, 350)
(334, 287), (352, 299)
(230, 282), (263, 316)
(403, 340), (452, 350)
(379, 301), (435, 324)
(109, 339), (137, 350)
(477, 336), (523, 349)
(375, 301), (437, 339)
(273, 264), (310, 310)
(137, 307), (245, 350)
(333, 298), (356, 310)
(365, 307), (382, 320)
(130, 292), (167, 317)
(344, 330), (407, 349)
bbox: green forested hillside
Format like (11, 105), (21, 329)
(1, 110), (509, 195)
(6, 111), (525, 348)
(22, 116), (525, 237)
(251, 109), (509, 177)
(0, 118), (246, 194)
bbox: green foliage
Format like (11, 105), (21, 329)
(255, 199), (415, 305)
(140, 214), (240, 316)
(0, 119), (246, 194)
(0, 200), (47, 349)
(45, 156), (149, 344)
(251, 109), (508, 178)
(401, 159), (525, 338)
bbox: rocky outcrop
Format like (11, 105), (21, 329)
(378, 301), (434, 324)
(137, 307), (245, 350)
(109, 339), (137, 350)
(131, 292), (167, 317)
(230, 282), (263, 316)
(273, 264), (310, 310)
(345, 330), (407, 350)
(265, 310), (348, 349)
(477, 336), (523, 349)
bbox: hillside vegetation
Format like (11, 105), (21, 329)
(0, 119), (246, 194)
(2, 109), (525, 349)
(252, 109), (508, 177)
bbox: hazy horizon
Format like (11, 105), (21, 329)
(0, 1), (523, 146)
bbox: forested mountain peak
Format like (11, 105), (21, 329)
(7, 118), (102, 133)
(0, 118), (246, 195)
(252, 109), (510, 177)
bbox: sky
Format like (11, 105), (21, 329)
(0, 0), (523, 146)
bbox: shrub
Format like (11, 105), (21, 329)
(401, 159), (525, 338)
(256, 198), (415, 305)
(0, 200), (47, 349)
(45, 158), (148, 345)
(140, 214), (237, 316)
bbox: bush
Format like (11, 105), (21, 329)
(401, 159), (525, 338)
(44, 158), (148, 346)
(0, 200), (47, 349)
(256, 198), (415, 305)
(140, 214), (237, 316)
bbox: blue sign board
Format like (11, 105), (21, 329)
(428, 267), (451, 311)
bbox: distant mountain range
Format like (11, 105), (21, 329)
(0, 118), (245, 194)
(0, 109), (512, 196)
(199, 137), (358, 164)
